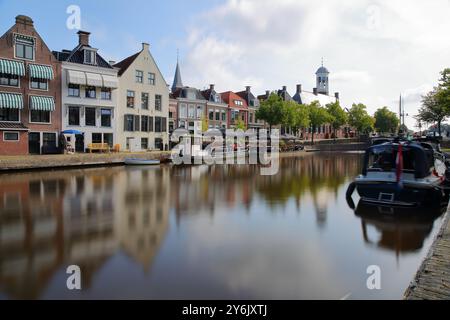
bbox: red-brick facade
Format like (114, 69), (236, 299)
(0, 15), (61, 155)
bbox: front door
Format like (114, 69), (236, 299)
(28, 132), (40, 154)
(75, 134), (84, 152)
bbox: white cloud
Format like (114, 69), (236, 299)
(179, 0), (450, 129)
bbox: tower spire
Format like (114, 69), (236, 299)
(171, 51), (183, 93)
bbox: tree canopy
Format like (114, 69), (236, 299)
(256, 93), (284, 128)
(326, 101), (348, 138)
(308, 101), (333, 143)
(374, 106), (399, 134)
(348, 103), (374, 135)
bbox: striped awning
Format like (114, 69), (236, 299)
(0, 59), (25, 76)
(29, 95), (55, 111)
(29, 64), (54, 80)
(67, 69), (86, 85)
(0, 92), (23, 109)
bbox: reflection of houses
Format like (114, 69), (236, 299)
(113, 167), (170, 270)
(0, 167), (170, 298)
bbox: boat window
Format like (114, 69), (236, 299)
(367, 146), (416, 173)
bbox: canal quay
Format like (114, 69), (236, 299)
(0, 151), (448, 300)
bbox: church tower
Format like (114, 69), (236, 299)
(171, 53), (183, 93)
(316, 59), (329, 95)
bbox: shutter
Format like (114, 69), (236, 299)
(162, 117), (167, 132)
(149, 116), (153, 132)
(134, 115), (140, 131)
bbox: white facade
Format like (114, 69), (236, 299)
(61, 61), (118, 151)
(115, 43), (169, 151)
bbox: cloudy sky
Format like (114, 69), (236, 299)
(1, 0), (449, 129)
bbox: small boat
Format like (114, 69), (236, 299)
(124, 158), (160, 166)
(346, 138), (449, 207)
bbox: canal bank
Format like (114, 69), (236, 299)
(404, 203), (450, 300)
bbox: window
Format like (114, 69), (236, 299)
(221, 110), (226, 121)
(155, 94), (162, 111)
(249, 113), (253, 123)
(43, 133), (56, 148)
(0, 108), (19, 122)
(68, 84), (80, 97)
(15, 36), (34, 60)
(196, 106), (203, 119)
(169, 111), (173, 119)
(127, 90), (135, 108)
(4, 132), (19, 141)
(169, 121), (174, 132)
(101, 109), (112, 127)
(68, 107), (80, 126)
(155, 138), (163, 150)
(85, 86), (96, 98)
(141, 93), (149, 109)
(141, 138), (148, 150)
(0, 73), (19, 87)
(148, 72), (155, 85)
(101, 87), (111, 100)
(136, 70), (143, 83)
(215, 110), (220, 121)
(84, 49), (96, 64)
(124, 114), (134, 131)
(30, 78), (48, 90)
(103, 133), (113, 147)
(234, 100), (243, 106)
(155, 116), (161, 132)
(92, 133), (102, 143)
(188, 105), (195, 118)
(180, 104), (187, 118)
(209, 110), (214, 120)
(149, 117), (154, 132)
(85, 107), (96, 126)
(30, 110), (50, 123)
(141, 115), (149, 132)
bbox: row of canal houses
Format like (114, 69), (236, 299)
(0, 15), (343, 156)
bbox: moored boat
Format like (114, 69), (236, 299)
(347, 138), (448, 207)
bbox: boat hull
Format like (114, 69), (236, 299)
(355, 180), (445, 207)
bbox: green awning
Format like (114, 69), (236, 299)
(0, 59), (25, 76)
(29, 96), (55, 111)
(0, 92), (23, 109)
(29, 64), (54, 80)
(15, 34), (35, 43)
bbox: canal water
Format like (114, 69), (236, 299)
(0, 152), (446, 299)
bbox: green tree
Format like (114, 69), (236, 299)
(326, 101), (348, 139)
(374, 106), (399, 134)
(281, 101), (310, 136)
(417, 69), (450, 136)
(235, 118), (247, 131)
(308, 101), (333, 144)
(256, 93), (283, 129)
(348, 103), (374, 135)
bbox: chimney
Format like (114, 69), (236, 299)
(313, 88), (318, 95)
(15, 15), (33, 27)
(246, 86), (251, 93)
(77, 31), (91, 46)
(142, 42), (150, 51)
(335, 92), (340, 100)
(209, 84), (215, 91)
(296, 84), (302, 94)
(282, 86), (287, 91)
(266, 90), (270, 97)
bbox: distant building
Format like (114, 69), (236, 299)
(114, 43), (169, 151)
(236, 86), (263, 130)
(201, 84), (228, 130)
(0, 15), (61, 155)
(220, 91), (248, 129)
(53, 31), (118, 152)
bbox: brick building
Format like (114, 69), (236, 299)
(0, 15), (61, 155)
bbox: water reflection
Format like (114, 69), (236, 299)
(0, 153), (445, 299)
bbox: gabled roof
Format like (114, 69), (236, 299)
(277, 88), (292, 101)
(236, 89), (259, 107)
(114, 52), (140, 76)
(172, 87), (206, 101)
(220, 91), (248, 109)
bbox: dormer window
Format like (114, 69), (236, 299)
(84, 49), (96, 65)
(15, 34), (35, 60)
